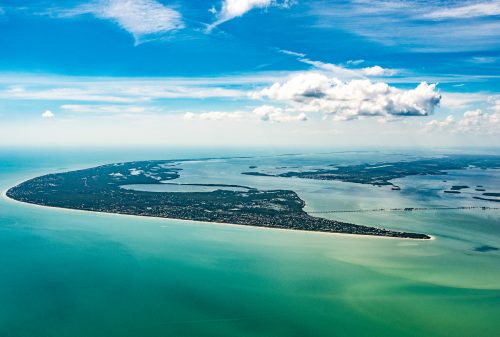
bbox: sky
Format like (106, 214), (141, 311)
(0, 0), (499, 148)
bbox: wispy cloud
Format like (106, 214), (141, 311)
(60, 104), (148, 114)
(208, 0), (294, 30)
(279, 50), (398, 79)
(440, 92), (499, 110)
(55, 0), (184, 43)
(3, 86), (138, 103)
(294, 57), (361, 79)
(0, 77), (249, 104)
(421, 2), (500, 20)
(308, 0), (500, 51)
(182, 106), (307, 123)
(183, 111), (244, 121)
(279, 49), (306, 58)
(467, 56), (499, 64)
(347, 59), (365, 66)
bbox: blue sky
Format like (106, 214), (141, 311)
(0, 0), (499, 147)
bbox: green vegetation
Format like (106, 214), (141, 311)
(6, 160), (429, 239)
(242, 155), (500, 186)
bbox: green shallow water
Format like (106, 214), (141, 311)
(1, 149), (499, 337)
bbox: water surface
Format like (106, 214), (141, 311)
(1, 149), (499, 337)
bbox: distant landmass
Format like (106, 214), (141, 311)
(242, 155), (500, 187)
(6, 160), (430, 239)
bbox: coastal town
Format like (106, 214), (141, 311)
(6, 160), (430, 239)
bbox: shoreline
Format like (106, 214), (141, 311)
(2, 183), (434, 241)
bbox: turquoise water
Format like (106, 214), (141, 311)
(1, 149), (499, 337)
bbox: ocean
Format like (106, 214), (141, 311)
(1, 148), (499, 337)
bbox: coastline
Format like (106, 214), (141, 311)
(2, 182), (435, 241)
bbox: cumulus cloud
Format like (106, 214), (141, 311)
(253, 105), (307, 122)
(60, 0), (183, 42)
(41, 110), (55, 118)
(425, 106), (500, 134)
(183, 112), (196, 121)
(251, 72), (441, 120)
(456, 109), (485, 132)
(456, 109), (499, 133)
(424, 115), (455, 132)
(209, 0), (294, 29)
(361, 65), (397, 76)
(252, 73), (331, 101)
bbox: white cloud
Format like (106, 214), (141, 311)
(455, 109), (500, 134)
(182, 107), (307, 123)
(199, 111), (243, 121)
(253, 105), (307, 122)
(3, 86), (139, 103)
(424, 104), (500, 134)
(296, 58), (361, 79)
(41, 110), (55, 118)
(183, 111), (244, 121)
(424, 114), (455, 132)
(361, 65), (397, 77)
(457, 109), (485, 131)
(309, 1), (500, 52)
(251, 72), (331, 101)
(468, 56), (499, 64)
(209, 0), (294, 29)
(61, 104), (147, 114)
(183, 112), (196, 120)
(279, 49), (306, 57)
(281, 53), (397, 80)
(440, 92), (499, 110)
(252, 72), (441, 120)
(492, 100), (500, 112)
(347, 59), (365, 66)
(0, 80), (247, 103)
(60, 0), (183, 42)
(421, 2), (500, 20)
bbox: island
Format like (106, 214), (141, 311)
(242, 155), (500, 186)
(450, 185), (469, 191)
(6, 160), (430, 239)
